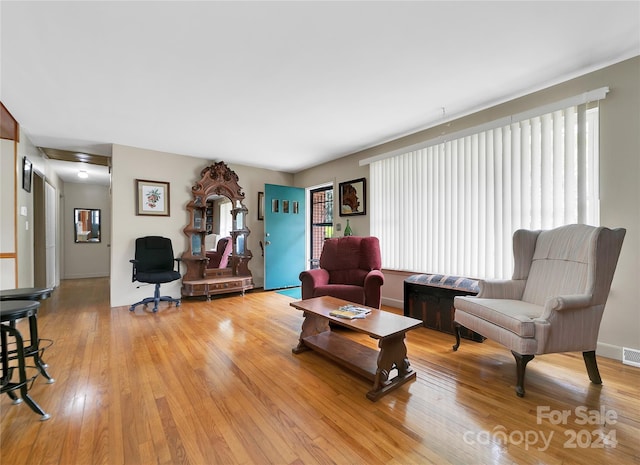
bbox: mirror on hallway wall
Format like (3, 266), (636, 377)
(74, 208), (101, 243)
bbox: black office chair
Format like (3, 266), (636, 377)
(130, 236), (182, 312)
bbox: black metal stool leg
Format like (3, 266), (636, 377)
(0, 329), (20, 404)
(2, 324), (50, 420)
(27, 314), (54, 383)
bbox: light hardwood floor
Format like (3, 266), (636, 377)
(1, 278), (639, 465)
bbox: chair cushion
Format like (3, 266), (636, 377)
(405, 273), (480, 293)
(522, 225), (594, 305)
(312, 285), (365, 305)
(319, 236), (382, 272)
(136, 270), (181, 284)
(454, 297), (543, 338)
(329, 269), (369, 287)
(135, 236), (175, 272)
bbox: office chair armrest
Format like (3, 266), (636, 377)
(174, 257), (182, 273)
(130, 259), (139, 282)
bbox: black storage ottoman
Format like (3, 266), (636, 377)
(404, 274), (485, 342)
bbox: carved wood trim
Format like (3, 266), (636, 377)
(1, 102), (20, 142)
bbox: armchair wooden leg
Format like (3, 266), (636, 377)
(452, 322), (462, 351)
(583, 350), (602, 384)
(511, 351), (534, 397)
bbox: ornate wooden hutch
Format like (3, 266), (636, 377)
(181, 162), (253, 299)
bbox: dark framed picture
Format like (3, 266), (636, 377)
(22, 157), (32, 193)
(257, 191), (264, 220)
(73, 208), (101, 243)
(339, 177), (366, 216)
(136, 179), (170, 216)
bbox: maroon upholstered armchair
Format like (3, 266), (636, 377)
(299, 236), (384, 308)
(206, 237), (232, 269)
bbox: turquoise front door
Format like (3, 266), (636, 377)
(264, 184), (306, 290)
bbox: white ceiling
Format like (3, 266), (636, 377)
(44, 158), (111, 187)
(2, 1), (639, 184)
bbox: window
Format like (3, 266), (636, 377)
(309, 186), (333, 269)
(219, 200), (232, 238)
(369, 90), (606, 280)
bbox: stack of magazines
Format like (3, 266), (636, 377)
(329, 304), (372, 319)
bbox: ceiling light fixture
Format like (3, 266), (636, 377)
(78, 170), (88, 179)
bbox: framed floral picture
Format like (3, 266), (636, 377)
(136, 179), (170, 216)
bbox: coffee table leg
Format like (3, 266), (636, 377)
(367, 332), (416, 401)
(292, 312), (330, 354)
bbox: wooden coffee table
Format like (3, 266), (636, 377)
(290, 296), (422, 401)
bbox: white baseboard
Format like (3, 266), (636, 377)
(382, 297), (403, 310)
(64, 272), (109, 279)
(597, 342), (623, 362)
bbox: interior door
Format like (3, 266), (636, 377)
(45, 181), (56, 288)
(33, 173), (46, 287)
(264, 184), (305, 290)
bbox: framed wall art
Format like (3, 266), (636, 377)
(339, 177), (366, 216)
(257, 191), (264, 220)
(136, 179), (170, 216)
(22, 156), (32, 193)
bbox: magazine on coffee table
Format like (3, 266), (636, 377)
(330, 304), (372, 319)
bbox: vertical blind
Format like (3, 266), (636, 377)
(370, 100), (602, 280)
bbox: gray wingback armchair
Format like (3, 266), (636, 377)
(453, 224), (626, 397)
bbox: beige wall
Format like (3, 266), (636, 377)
(62, 182), (111, 278)
(15, 131), (40, 287)
(294, 153), (370, 238)
(1, 128), (63, 290)
(295, 56), (640, 360)
(0, 138), (17, 289)
(27, 133), (64, 289)
(110, 144), (292, 307)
